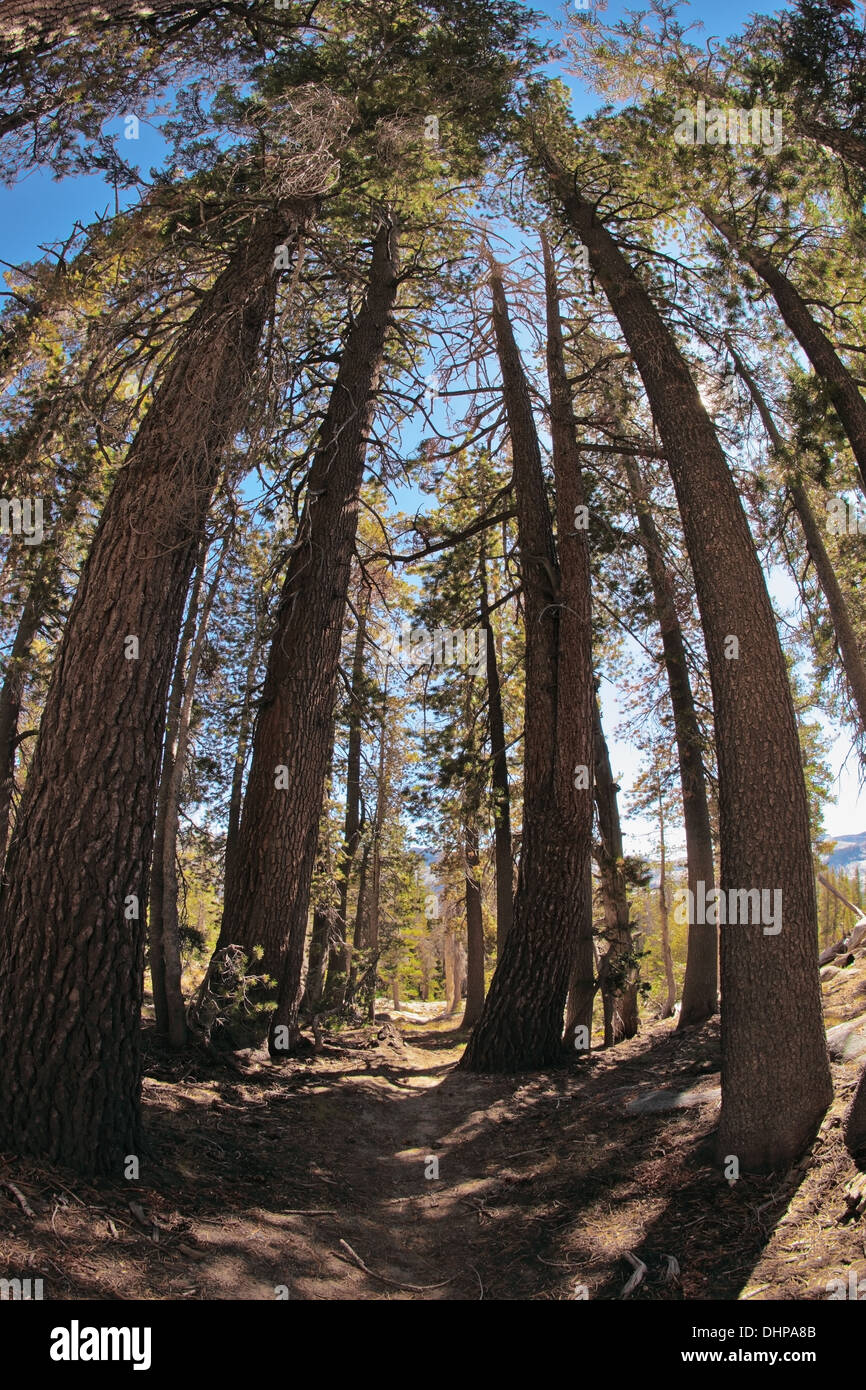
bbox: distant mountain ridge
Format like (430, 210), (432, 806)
(827, 832), (866, 870)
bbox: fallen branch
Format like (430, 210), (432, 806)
(337, 1238), (455, 1292)
(1, 1181), (35, 1217)
(621, 1251), (647, 1298)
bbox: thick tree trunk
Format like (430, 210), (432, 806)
(622, 455), (718, 1026)
(0, 206), (294, 1174)
(706, 209), (866, 497)
(541, 227), (595, 1054)
(462, 821), (485, 1029)
(538, 139), (832, 1169)
(479, 545), (513, 956)
(218, 221), (399, 1056)
(593, 695), (640, 1045)
(459, 241), (594, 1072)
(323, 585), (370, 1008)
(729, 343), (866, 740)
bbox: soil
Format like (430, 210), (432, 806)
(2, 980), (866, 1301)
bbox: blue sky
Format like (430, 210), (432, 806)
(1, 0), (862, 855)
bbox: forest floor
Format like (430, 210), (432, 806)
(2, 973), (866, 1301)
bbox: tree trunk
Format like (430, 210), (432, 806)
(564, 862), (595, 1045)
(795, 116), (866, 175)
(156, 539), (226, 1048)
(299, 718), (337, 1016)
(0, 205), (296, 1174)
(728, 342), (866, 740)
(593, 695), (639, 1045)
(363, 687), (388, 1024)
(222, 624), (262, 918)
(622, 455), (718, 1026)
(149, 542), (206, 1038)
(459, 239), (594, 1072)
(479, 544), (513, 955)
(343, 840), (370, 1012)
(705, 209), (866, 498)
(537, 137), (832, 1169)
(216, 220), (398, 1058)
(657, 782), (677, 1020)
(444, 927), (465, 1016)
(323, 584), (371, 1008)
(462, 820), (485, 1029)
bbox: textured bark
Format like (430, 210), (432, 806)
(538, 139), (832, 1168)
(323, 585), (370, 1009)
(729, 344), (866, 740)
(462, 821), (485, 1030)
(0, 207), (292, 1174)
(706, 209), (866, 497)
(622, 456), (718, 1026)
(593, 696), (639, 1045)
(459, 242), (594, 1072)
(217, 221), (399, 1055)
(479, 545), (513, 956)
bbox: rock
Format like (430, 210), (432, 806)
(847, 919), (866, 951)
(827, 1018), (866, 1063)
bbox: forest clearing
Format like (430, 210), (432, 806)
(1, 0), (866, 1343)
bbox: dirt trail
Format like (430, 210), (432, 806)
(1, 1004), (865, 1300)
